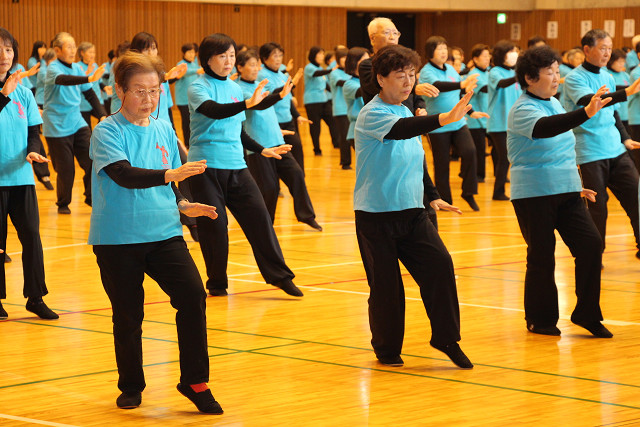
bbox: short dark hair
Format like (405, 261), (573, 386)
(116, 41), (131, 57)
(345, 47), (368, 76)
(470, 43), (490, 59)
(236, 49), (259, 67)
(259, 42), (284, 62)
(324, 51), (334, 66)
(372, 44), (421, 89)
(131, 32), (158, 53)
(635, 42), (640, 54)
(308, 46), (324, 64)
(181, 43), (198, 54)
(515, 45), (561, 89)
(107, 49), (116, 60)
(199, 33), (236, 70)
(424, 36), (447, 60)
(527, 36), (546, 48)
(335, 47), (349, 65)
(492, 40), (516, 67)
(30, 40), (46, 60)
(607, 49), (627, 69)
(581, 29), (610, 49)
(0, 28), (18, 69)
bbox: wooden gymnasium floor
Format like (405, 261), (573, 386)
(2, 122), (640, 426)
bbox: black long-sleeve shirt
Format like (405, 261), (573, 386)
(103, 160), (185, 204)
(525, 92), (590, 138)
(55, 60), (107, 118)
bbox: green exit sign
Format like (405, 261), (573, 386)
(497, 13), (507, 24)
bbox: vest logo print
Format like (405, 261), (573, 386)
(12, 100), (26, 119)
(155, 142), (170, 169)
(231, 96), (239, 103)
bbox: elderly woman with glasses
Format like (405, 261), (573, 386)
(89, 51), (222, 414)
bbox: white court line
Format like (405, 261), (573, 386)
(0, 413), (79, 427)
(301, 286), (640, 326)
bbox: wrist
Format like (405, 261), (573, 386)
(164, 169), (174, 183)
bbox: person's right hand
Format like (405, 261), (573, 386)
(20, 62), (40, 79)
(88, 64), (106, 83)
(461, 73), (479, 92)
(297, 115), (312, 125)
(291, 68), (303, 86)
(246, 79), (269, 108)
(626, 76), (640, 97)
(165, 159), (207, 182)
(585, 85), (612, 117)
(439, 91), (473, 126)
(286, 58), (295, 74)
(1, 72), (22, 97)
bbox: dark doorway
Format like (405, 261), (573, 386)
(346, 12), (416, 51)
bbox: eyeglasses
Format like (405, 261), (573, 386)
(129, 88), (161, 99)
(381, 30), (401, 38)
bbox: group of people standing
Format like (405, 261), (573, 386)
(3, 16), (640, 417)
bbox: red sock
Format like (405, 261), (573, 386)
(190, 383), (209, 393)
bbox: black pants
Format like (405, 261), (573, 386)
(334, 115), (350, 165)
(355, 209), (461, 359)
(94, 237), (208, 393)
(628, 124), (640, 171)
(189, 168), (294, 290)
(45, 127), (92, 207)
(469, 128), (487, 180)
(177, 105), (191, 147)
(343, 138), (355, 168)
(305, 101), (339, 154)
(279, 120), (304, 172)
(32, 131), (51, 180)
(488, 132), (509, 198)
(579, 152), (640, 251)
(512, 193), (603, 326)
(427, 126), (477, 204)
(245, 152), (315, 223)
(0, 185), (47, 299)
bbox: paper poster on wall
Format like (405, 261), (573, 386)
(604, 20), (615, 38)
(511, 23), (521, 41)
(623, 19), (635, 38)
(580, 20), (592, 38)
(547, 21), (558, 40)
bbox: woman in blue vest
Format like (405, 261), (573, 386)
(258, 42), (306, 170)
(465, 44), (491, 183)
(355, 44), (472, 369)
(304, 46), (340, 155)
(27, 40), (46, 94)
(419, 36), (486, 211)
(174, 43), (202, 147)
(188, 33), (302, 298)
(43, 32), (107, 214)
(342, 47), (369, 170)
(90, 50), (222, 413)
(236, 49), (321, 231)
(329, 47), (351, 168)
(77, 41), (104, 129)
(0, 28), (58, 320)
(508, 46), (612, 338)
(487, 40), (521, 201)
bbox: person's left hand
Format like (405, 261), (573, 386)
(415, 82), (439, 97)
(581, 188), (597, 203)
(430, 198), (463, 215)
(166, 63), (188, 80)
(26, 152), (50, 164)
(624, 139), (640, 150)
(415, 108), (427, 116)
(261, 144), (292, 159)
(470, 111), (490, 119)
(281, 129), (295, 136)
(20, 62), (40, 79)
(178, 201), (218, 219)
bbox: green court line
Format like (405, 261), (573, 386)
(0, 351), (243, 390)
(10, 314), (640, 391)
(243, 350), (640, 411)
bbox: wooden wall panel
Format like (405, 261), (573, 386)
(416, 7), (640, 60)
